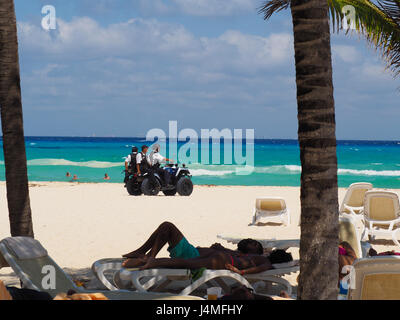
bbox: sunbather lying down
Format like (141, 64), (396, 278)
(122, 221), (292, 276)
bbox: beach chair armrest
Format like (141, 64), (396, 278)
(91, 258), (124, 291)
(366, 217), (400, 230)
(179, 270), (254, 296)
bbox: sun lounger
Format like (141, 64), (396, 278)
(361, 191), (400, 247)
(339, 182), (373, 222)
(0, 237), (203, 300)
(93, 255), (297, 296)
(250, 198), (290, 226)
(116, 268), (256, 296)
(347, 256), (400, 300)
(109, 259), (297, 295)
(217, 236), (300, 250)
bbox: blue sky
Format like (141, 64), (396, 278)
(14, 0), (400, 139)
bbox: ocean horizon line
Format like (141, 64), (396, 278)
(1, 136), (400, 144)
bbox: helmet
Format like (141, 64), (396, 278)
(152, 143), (160, 153)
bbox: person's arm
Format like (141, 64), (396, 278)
(225, 262), (272, 275)
(136, 163), (141, 175)
(125, 155), (130, 171)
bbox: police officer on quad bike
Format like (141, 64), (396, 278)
(124, 145), (151, 186)
(124, 146), (139, 186)
(148, 143), (174, 188)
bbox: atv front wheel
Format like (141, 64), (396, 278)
(176, 177), (193, 196)
(141, 177), (161, 196)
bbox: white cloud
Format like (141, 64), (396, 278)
(18, 17), (292, 73)
(360, 62), (392, 80)
(332, 45), (358, 63)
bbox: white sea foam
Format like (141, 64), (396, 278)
(254, 165), (301, 174)
(338, 168), (400, 177)
(26, 159), (122, 168)
(190, 169), (234, 176)
(253, 165), (400, 177)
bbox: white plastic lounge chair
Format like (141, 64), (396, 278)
(107, 259), (297, 296)
(0, 237), (203, 300)
(339, 182), (373, 222)
(115, 268), (257, 296)
(361, 191), (400, 247)
(217, 236), (300, 250)
(93, 248), (297, 296)
(347, 256), (400, 300)
(250, 198), (290, 226)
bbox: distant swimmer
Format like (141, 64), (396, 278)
(104, 173), (110, 180)
(66, 172), (71, 178)
(72, 174), (78, 181)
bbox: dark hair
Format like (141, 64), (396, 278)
(269, 249), (293, 264)
(141, 145), (148, 151)
(132, 146), (138, 153)
(237, 239), (263, 255)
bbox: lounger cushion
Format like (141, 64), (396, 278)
(361, 273), (400, 299)
(1, 237), (48, 260)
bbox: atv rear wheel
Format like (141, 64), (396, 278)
(141, 177), (161, 196)
(126, 179), (142, 196)
(176, 177), (193, 196)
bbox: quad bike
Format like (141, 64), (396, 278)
(124, 164), (193, 196)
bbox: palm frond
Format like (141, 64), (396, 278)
(258, 0), (290, 21)
(376, 0), (400, 75)
(259, 0), (400, 77)
(378, 0), (400, 21)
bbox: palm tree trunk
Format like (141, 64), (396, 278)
(0, 0), (34, 237)
(290, 0), (339, 299)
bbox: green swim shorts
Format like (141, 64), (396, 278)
(168, 237), (200, 259)
(168, 238), (205, 281)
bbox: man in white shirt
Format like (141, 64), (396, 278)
(149, 144), (174, 187)
(124, 146), (138, 185)
(125, 146), (138, 172)
(136, 145), (151, 176)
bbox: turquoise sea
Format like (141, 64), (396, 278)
(1, 137), (400, 188)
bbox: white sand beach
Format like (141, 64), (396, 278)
(1, 182), (399, 291)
